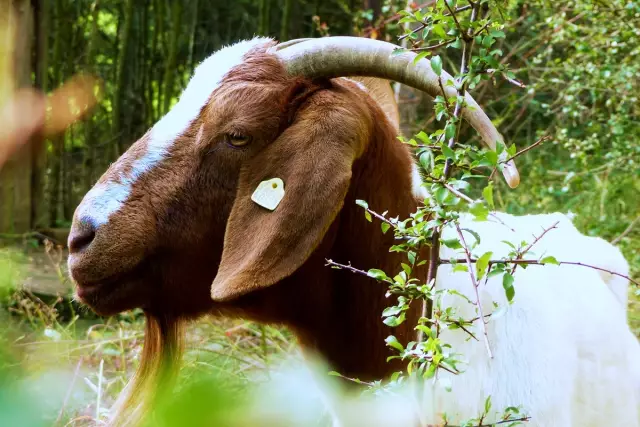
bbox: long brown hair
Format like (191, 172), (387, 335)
(108, 314), (186, 427)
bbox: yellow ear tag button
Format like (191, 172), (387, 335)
(251, 178), (285, 211)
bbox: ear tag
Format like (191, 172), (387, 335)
(251, 178), (285, 211)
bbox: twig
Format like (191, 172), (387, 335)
(398, 4), (473, 42)
(437, 77), (452, 112)
(478, 68), (526, 88)
(442, 182), (474, 203)
(472, 20), (492, 38)
(362, 206), (396, 226)
(504, 135), (550, 164)
(411, 38), (456, 52)
(325, 259), (372, 278)
(446, 318), (479, 341)
(422, 0), (481, 349)
(489, 135), (549, 181)
(611, 215), (640, 245)
(444, 2), (466, 39)
(455, 224), (493, 358)
(509, 221), (559, 275)
(440, 258), (640, 287)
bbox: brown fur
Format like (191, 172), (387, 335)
(68, 43), (427, 425)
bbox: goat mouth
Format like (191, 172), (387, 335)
(75, 262), (147, 313)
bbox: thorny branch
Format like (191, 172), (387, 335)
(509, 221), (559, 275)
(324, 259), (371, 278)
(420, 2), (482, 351)
(612, 215), (640, 245)
(489, 135), (550, 181)
(455, 223), (493, 358)
(398, 4), (474, 42)
(440, 258), (640, 287)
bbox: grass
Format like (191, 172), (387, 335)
(1, 242), (639, 427)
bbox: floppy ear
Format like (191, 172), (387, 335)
(210, 86), (370, 301)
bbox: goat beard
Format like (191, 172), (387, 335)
(107, 313), (185, 427)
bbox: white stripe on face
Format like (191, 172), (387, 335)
(79, 37), (274, 227)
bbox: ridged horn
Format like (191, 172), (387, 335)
(272, 36), (520, 188)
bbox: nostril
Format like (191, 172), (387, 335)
(68, 218), (97, 254)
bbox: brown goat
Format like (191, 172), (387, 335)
(67, 37), (515, 424)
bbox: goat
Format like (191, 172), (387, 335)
(66, 36), (639, 426)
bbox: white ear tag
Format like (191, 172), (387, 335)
(251, 178), (285, 211)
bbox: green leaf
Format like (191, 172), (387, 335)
(476, 251), (493, 280)
(383, 313), (405, 327)
(355, 199), (368, 209)
(441, 238), (462, 249)
(416, 131), (430, 144)
(419, 150), (434, 172)
(445, 122), (456, 141)
(401, 263), (412, 275)
(484, 395), (492, 414)
(434, 186), (449, 204)
(460, 228), (481, 247)
(367, 269), (389, 281)
(381, 222), (391, 234)
(385, 335), (405, 352)
(482, 183), (495, 209)
(540, 256), (560, 265)
(501, 240), (516, 249)
(469, 201), (489, 221)
(431, 55), (443, 77)
(442, 145), (455, 159)
(485, 150), (498, 166)
(453, 264), (468, 272)
(383, 306), (402, 317)
(413, 51), (431, 65)
(502, 272), (515, 302)
(364, 211), (372, 222)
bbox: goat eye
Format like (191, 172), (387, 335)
(225, 133), (252, 147)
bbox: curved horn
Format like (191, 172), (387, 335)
(271, 38), (314, 51)
(272, 36), (520, 189)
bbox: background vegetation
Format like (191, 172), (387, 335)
(0, 0), (638, 425)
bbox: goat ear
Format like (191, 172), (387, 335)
(210, 88), (368, 302)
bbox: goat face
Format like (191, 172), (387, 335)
(68, 38), (372, 317)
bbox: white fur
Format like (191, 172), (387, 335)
(82, 37), (273, 226)
(415, 212), (640, 426)
(411, 162), (429, 200)
(485, 212), (630, 312)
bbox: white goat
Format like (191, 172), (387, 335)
(409, 212), (640, 426)
(485, 212), (631, 312)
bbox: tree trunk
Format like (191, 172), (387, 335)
(280, 0), (292, 41)
(82, 0), (100, 192)
(0, 0), (34, 234)
(31, 0), (49, 229)
(112, 0), (134, 157)
(187, 0), (199, 75)
(258, 0), (270, 36)
(47, 0), (64, 227)
(162, 1), (183, 114)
